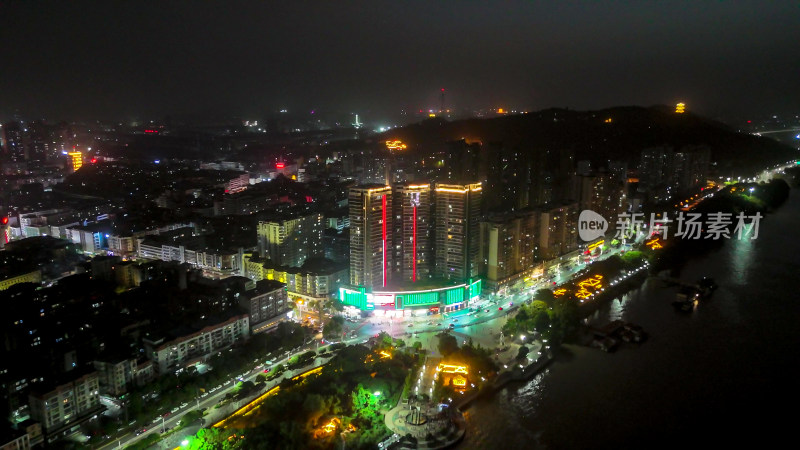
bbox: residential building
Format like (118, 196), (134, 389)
(479, 209), (538, 291)
(243, 254), (348, 304)
(537, 202), (579, 260)
(27, 371), (101, 436)
(142, 313), (250, 374)
(349, 185), (392, 288)
(92, 357), (137, 397)
(257, 212), (324, 267)
(434, 182), (482, 281)
(393, 183), (432, 283)
(239, 280), (288, 333)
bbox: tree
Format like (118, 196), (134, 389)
(330, 298), (345, 312)
(323, 317), (344, 339)
(180, 409), (204, 428)
(533, 311), (551, 332)
(502, 317), (519, 336)
(534, 289), (555, 306)
(620, 250), (645, 268)
(531, 300), (548, 312)
(437, 334), (459, 357)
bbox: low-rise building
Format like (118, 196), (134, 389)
(243, 254), (347, 303)
(92, 356), (137, 397)
(239, 280), (288, 333)
(0, 270), (41, 291)
(142, 313), (250, 374)
(0, 427), (29, 450)
(27, 370), (102, 438)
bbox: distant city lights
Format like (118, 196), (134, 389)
(385, 140), (407, 150)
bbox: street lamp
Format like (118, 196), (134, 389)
(181, 439), (190, 447)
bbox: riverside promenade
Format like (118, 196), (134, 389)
(383, 342), (553, 449)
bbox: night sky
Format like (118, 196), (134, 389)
(1, 1), (798, 122)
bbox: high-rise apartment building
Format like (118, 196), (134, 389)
(349, 185), (392, 288)
(393, 183), (431, 283)
(434, 182), (482, 281)
(257, 212), (323, 267)
(537, 202), (578, 260)
(577, 173), (625, 222)
(480, 209), (538, 289)
(1, 122), (26, 162)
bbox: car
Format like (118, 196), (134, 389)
(171, 406), (179, 413)
(407, 323), (413, 327)
(201, 392), (209, 398)
(451, 318), (458, 322)
(135, 428), (147, 436)
(485, 309), (490, 313)
(448, 323), (455, 329)
(498, 307), (503, 311)
(180, 402), (188, 408)
(263, 368), (271, 373)
(163, 412), (171, 418)
(152, 417), (161, 424)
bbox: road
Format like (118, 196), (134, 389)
(99, 340), (324, 449)
(99, 233), (644, 449)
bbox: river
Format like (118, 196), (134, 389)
(460, 188), (800, 448)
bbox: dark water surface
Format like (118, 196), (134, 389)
(460, 190), (800, 449)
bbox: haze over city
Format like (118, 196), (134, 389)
(2, 1), (799, 122)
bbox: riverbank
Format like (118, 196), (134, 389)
(458, 185), (800, 449)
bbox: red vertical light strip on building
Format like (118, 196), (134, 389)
(382, 194), (387, 287)
(412, 204), (417, 282)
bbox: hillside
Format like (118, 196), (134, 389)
(379, 106), (797, 174)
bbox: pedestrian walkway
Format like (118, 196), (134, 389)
(384, 394), (465, 449)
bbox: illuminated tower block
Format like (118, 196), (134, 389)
(393, 183), (431, 283)
(349, 185), (392, 288)
(434, 182), (482, 281)
(68, 151), (83, 171)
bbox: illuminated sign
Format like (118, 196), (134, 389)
(646, 238), (663, 249)
(553, 288), (567, 297)
(574, 274), (604, 300)
(604, 118), (613, 123)
(385, 140), (408, 150)
(452, 375), (467, 387)
(372, 294), (394, 305)
(68, 151), (83, 171)
(675, 103), (686, 114)
(587, 240), (604, 252)
(276, 162), (285, 169)
(437, 364), (468, 374)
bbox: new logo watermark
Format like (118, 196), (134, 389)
(578, 210), (608, 241)
(579, 209), (763, 242)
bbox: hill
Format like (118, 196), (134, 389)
(379, 106), (797, 174)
